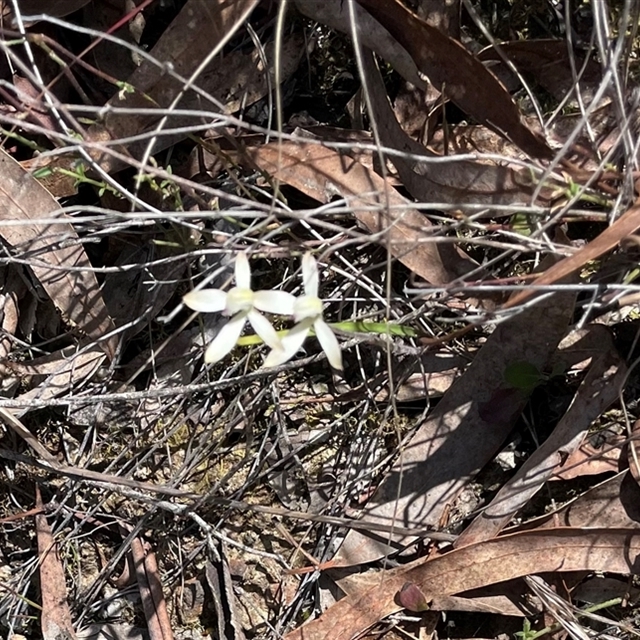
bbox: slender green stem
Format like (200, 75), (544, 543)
(236, 321), (418, 346)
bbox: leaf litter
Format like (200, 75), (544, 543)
(0, 1), (640, 640)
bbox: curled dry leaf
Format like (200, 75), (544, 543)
(286, 528), (640, 640)
(0, 149), (117, 359)
(361, 49), (560, 208)
(242, 141), (477, 284)
(355, 0), (552, 159)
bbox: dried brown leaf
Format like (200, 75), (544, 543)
(572, 576), (640, 604)
(333, 568), (536, 617)
(415, 0), (460, 35)
(0, 407), (58, 465)
(84, 0), (305, 173)
(478, 40), (602, 104)
(83, 0), (144, 83)
(127, 528), (173, 640)
(456, 325), (627, 546)
(286, 528), (640, 640)
(12, 0), (91, 18)
(335, 288), (574, 565)
(361, 49), (559, 208)
(36, 486), (77, 640)
(205, 553), (247, 640)
(9, 347), (107, 417)
(505, 204), (640, 310)
(243, 141), (476, 283)
(519, 471), (640, 531)
(293, 0), (426, 89)
(628, 419), (640, 487)
(356, 0), (552, 158)
(101, 242), (185, 340)
(91, 0), (257, 154)
(552, 438), (622, 481)
(0, 149), (117, 359)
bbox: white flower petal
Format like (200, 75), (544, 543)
(183, 289), (227, 313)
(314, 319), (343, 370)
(247, 309), (282, 350)
(204, 313), (247, 363)
(302, 252), (319, 297)
(234, 252), (252, 289)
(263, 319), (312, 368)
(262, 347), (290, 369)
(254, 290), (296, 315)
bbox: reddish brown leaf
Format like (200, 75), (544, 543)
(397, 582), (431, 612)
(243, 141), (476, 283)
(361, 48), (560, 207)
(125, 524), (174, 640)
(0, 149), (117, 359)
(505, 204), (640, 310)
(286, 528), (640, 640)
(35, 486), (77, 640)
(356, 0), (552, 158)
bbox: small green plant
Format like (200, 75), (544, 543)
(515, 618), (537, 640)
(56, 162), (121, 197)
(115, 80), (136, 101)
(136, 163), (184, 210)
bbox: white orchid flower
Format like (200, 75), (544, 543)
(263, 253), (343, 370)
(183, 252), (295, 363)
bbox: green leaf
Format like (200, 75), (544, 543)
(511, 212), (534, 236)
(503, 361), (542, 391)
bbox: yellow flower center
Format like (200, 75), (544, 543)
(294, 295), (323, 322)
(226, 287), (254, 315)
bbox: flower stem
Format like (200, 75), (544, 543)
(236, 321), (417, 346)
